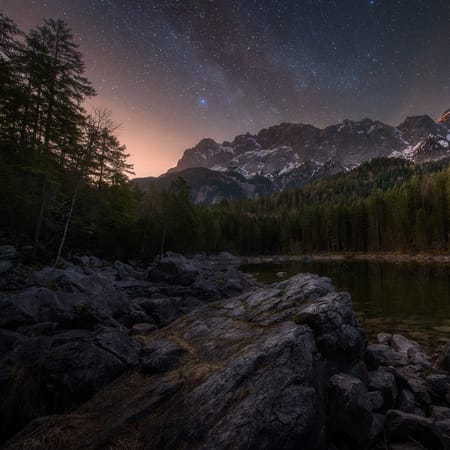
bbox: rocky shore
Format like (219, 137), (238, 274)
(0, 248), (449, 449)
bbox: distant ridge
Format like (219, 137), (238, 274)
(134, 110), (450, 204)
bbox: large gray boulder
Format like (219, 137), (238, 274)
(149, 252), (201, 285)
(0, 281), (132, 332)
(148, 252), (250, 299)
(30, 267), (134, 326)
(391, 334), (431, 368)
(368, 367), (398, 411)
(365, 343), (408, 369)
(0, 287), (65, 329)
(0, 326), (140, 444)
(439, 341), (450, 372)
(328, 373), (373, 448)
(3, 273), (366, 450)
(114, 260), (146, 280)
(385, 410), (446, 449)
(426, 374), (450, 406)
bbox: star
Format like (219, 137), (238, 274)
(198, 97), (208, 107)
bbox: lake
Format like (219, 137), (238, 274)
(241, 260), (450, 350)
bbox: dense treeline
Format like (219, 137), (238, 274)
(1, 11), (449, 261)
(0, 12), (135, 260)
(131, 158), (450, 258)
(191, 160), (450, 255)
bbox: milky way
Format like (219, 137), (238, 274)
(2, 0), (449, 176)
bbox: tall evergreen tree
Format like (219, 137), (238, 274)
(21, 19), (95, 160)
(0, 12), (23, 145)
(81, 108), (134, 187)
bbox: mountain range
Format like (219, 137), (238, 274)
(133, 110), (450, 203)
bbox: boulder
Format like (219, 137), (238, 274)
(368, 368), (398, 411)
(407, 347), (432, 368)
(369, 390), (384, 411)
(391, 334), (420, 354)
(396, 374), (431, 408)
(149, 252), (200, 286)
(426, 374), (450, 405)
(365, 344), (408, 369)
(439, 341), (450, 372)
(377, 332), (392, 345)
(114, 260), (146, 281)
(328, 373), (373, 447)
(436, 419), (450, 449)
(0, 288), (65, 329)
(0, 327), (140, 443)
(397, 389), (415, 414)
(33, 267), (112, 294)
(431, 405), (450, 421)
(135, 296), (184, 326)
(385, 410), (445, 449)
(295, 290), (365, 373)
(148, 253), (249, 300)
(28, 268), (133, 326)
(221, 267), (251, 297)
(391, 334), (431, 367)
(369, 413), (386, 444)
(78, 255), (102, 267)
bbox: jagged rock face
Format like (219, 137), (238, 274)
(143, 110), (450, 203)
(168, 138), (235, 172)
(397, 115), (447, 143)
(0, 254), (252, 444)
(439, 109), (450, 127)
(3, 273), (368, 450)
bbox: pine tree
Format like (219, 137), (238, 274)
(78, 107), (134, 186)
(21, 19), (95, 160)
(0, 12), (23, 145)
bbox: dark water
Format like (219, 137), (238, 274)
(241, 260), (450, 349)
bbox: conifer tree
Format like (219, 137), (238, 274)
(0, 12), (23, 145)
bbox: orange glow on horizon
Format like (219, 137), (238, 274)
(88, 96), (189, 178)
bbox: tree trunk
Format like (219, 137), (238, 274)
(54, 182), (79, 266)
(160, 209), (167, 259)
(33, 180), (47, 259)
(43, 23), (61, 151)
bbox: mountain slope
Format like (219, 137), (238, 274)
(135, 110), (450, 203)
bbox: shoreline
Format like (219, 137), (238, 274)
(241, 252), (450, 265)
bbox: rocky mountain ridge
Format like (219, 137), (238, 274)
(134, 110), (450, 204)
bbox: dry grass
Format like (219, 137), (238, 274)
(5, 415), (89, 450)
(0, 363), (56, 443)
(103, 432), (147, 450)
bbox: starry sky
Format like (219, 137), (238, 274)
(1, 0), (449, 176)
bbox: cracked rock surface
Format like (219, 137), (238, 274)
(2, 259), (449, 450)
(3, 273), (366, 450)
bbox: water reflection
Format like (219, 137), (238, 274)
(241, 261), (450, 348)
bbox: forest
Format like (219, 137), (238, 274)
(1, 12), (449, 262)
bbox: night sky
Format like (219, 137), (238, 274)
(2, 0), (449, 176)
